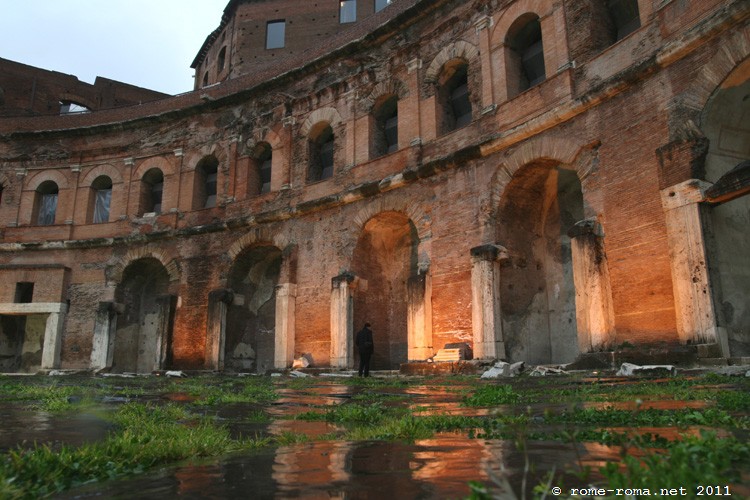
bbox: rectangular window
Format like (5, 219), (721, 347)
(93, 188), (112, 224)
(14, 282), (34, 304)
(340, 0), (356, 23)
(375, 0), (392, 12)
(266, 20), (285, 49)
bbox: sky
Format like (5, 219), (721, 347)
(1, 0), (230, 95)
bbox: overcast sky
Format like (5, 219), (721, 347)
(1, 0), (229, 95)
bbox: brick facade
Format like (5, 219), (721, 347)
(0, 0), (748, 372)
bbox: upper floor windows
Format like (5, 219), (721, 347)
(309, 123), (335, 182)
(34, 181), (58, 226)
(266, 20), (286, 49)
(60, 101), (90, 115)
(257, 145), (273, 194)
(438, 61), (472, 135)
(217, 46), (227, 73)
(90, 175), (112, 224)
(140, 168), (163, 215)
(371, 95), (398, 159)
(375, 0), (392, 13)
(340, 0), (356, 23)
(194, 156), (219, 209)
(606, 0), (641, 41)
(506, 14), (546, 98)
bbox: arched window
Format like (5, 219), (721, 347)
(90, 175), (112, 224)
(140, 168), (163, 215)
(34, 180), (58, 226)
(606, 0), (640, 41)
(438, 61), (472, 135)
(202, 72), (209, 88)
(194, 156), (219, 209)
(308, 123), (334, 182)
(59, 101), (91, 114)
(507, 14), (546, 97)
(371, 95), (399, 159)
(218, 46), (227, 73)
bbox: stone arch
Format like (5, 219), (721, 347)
(227, 228), (290, 263)
(80, 164), (123, 187)
(424, 41), (480, 84)
(300, 107), (343, 137)
(26, 169), (71, 191)
(490, 0), (554, 48)
(108, 247), (181, 286)
(358, 78), (410, 113)
(351, 196), (431, 258)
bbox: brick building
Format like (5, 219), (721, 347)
(0, 0), (747, 373)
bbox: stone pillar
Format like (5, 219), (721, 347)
(661, 180), (728, 356)
(402, 58), (422, 147)
(206, 289), (234, 371)
(274, 283), (296, 369)
(475, 16), (495, 111)
(407, 272), (433, 361)
(330, 273), (355, 369)
(90, 302), (119, 370)
(41, 305), (67, 370)
(470, 244), (508, 360)
(154, 295), (177, 371)
(568, 219), (616, 352)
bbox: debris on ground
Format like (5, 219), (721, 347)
(529, 365), (568, 376)
(292, 353), (313, 369)
(616, 362), (676, 377)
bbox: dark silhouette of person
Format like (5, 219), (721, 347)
(355, 322), (374, 377)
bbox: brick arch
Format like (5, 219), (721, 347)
(80, 163), (123, 187)
(226, 227), (291, 262)
(490, 0), (554, 47)
(108, 247), (181, 286)
(358, 78), (410, 113)
(424, 41), (480, 84)
(58, 92), (96, 111)
(132, 156), (174, 180)
(300, 107), (343, 137)
(679, 28), (750, 125)
(247, 125), (284, 153)
(489, 136), (591, 212)
(26, 169), (71, 190)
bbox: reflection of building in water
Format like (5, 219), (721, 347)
(1, 0), (748, 373)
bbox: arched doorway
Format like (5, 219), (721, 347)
(498, 162), (584, 364)
(352, 212), (418, 369)
(113, 258), (173, 373)
(701, 66), (750, 356)
(225, 246), (282, 373)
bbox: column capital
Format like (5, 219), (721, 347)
(332, 272), (356, 288)
(474, 15), (493, 33)
(661, 179), (712, 210)
(470, 244), (509, 262)
(567, 218), (603, 239)
(406, 58), (422, 74)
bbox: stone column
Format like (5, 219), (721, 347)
(330, 272), (355, 369)
(154, 295), (177, 371)
(470, 244), (508, 360)
(661, 180), (728, 356)
(274, 283), (297, 369)
(206, 289), (234, 371)
(568, 219), (616, 352)
(407, 272), (433, 361)
(90, 302), (119, 370)
(475, 16), (496, 112)
(41, 305), (68, 370)
(402, 58), (422, 147)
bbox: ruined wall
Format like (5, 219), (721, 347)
(0, 0), (747, 371)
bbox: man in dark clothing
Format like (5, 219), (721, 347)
(355, 322), (374, 377)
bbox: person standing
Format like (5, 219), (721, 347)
(355, 322), (374, 377)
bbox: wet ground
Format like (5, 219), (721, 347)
(1, 369), (748, 499)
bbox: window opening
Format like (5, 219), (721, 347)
(204, 164), (218, 208)
(510, 16), (546, 92)
(142, 169), (164, 215)
(440, 63), (472, 133)
(14, 282), (34, 304)
(36, 181), (58, 225)
(340, 0), (356, 23)
(91, 176), (112, 224)
(202, 72), (209, 87)
(59, 101), (90, 115)
(309, 124), (335, 182)
(266, 20), (286, 49)
(375, 0), (392, 12)
(372, 95), (398, 158)
(258, 146), (272, 194)
(606, 0), (641, 41)
(217, 46), (227, 72)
